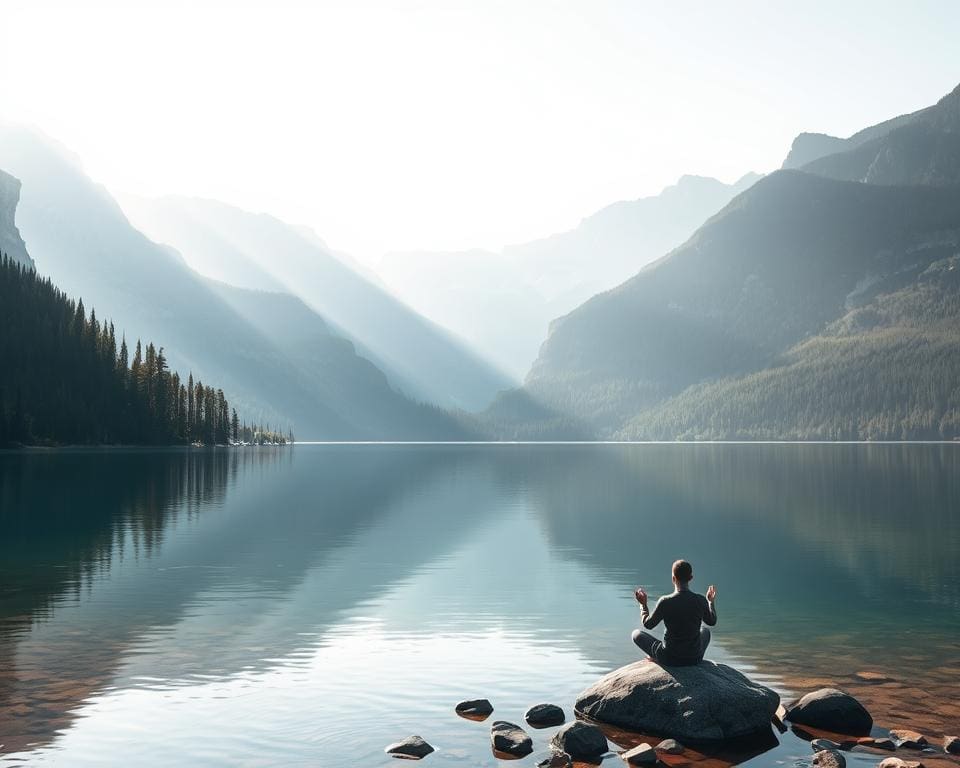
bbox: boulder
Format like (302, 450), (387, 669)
(878, 759), (924, 768)
(623, 743), (658, 765)
(491, 721), (533, 758)
(455, 698), (493, 718)
(785, 689), (873, 736)
(656, 739), (684, 754)
(550, 721), (609, 761)
(385, 735), (435, 759)
(813, 749), (847, 768)
(525, 703), (566, 728)
(944, 736), (960, 755)
(575, 660), (779, 742)
(889, 730), (927, 749)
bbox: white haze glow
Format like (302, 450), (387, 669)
(1, 0), (958, 262)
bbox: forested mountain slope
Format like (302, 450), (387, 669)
(0, 255), (252, 446)
(494, 170), (960, 439)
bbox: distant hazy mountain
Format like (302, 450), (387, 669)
(0, 126), (471, 439)
(122, 195), (512, 411)
(492, 83), (960, 440)
(0, 169), (34, 269)
(379, 173), (760, 377)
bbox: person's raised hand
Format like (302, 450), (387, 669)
(706, 585), (717, 602)
(635, 587), (648, 607)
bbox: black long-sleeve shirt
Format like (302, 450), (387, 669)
(641, 588), (717, 663)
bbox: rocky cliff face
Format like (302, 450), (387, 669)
(0, 169), (34, 269)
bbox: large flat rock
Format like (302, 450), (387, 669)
(575, 660), (779, 742)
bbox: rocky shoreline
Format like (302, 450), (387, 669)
(385, 660), (960, 766)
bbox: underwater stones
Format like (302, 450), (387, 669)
(813, 749), (847, 768)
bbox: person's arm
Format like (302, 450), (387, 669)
(703, 585), (718, 626)
(642, 596), (664, 630)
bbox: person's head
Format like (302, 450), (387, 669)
(672, 559), (693, 588)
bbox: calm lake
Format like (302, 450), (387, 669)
(0, 444), (958, 767)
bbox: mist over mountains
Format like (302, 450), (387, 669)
(3, 82), (959, 443)
(0, 127), (472, 439)
(121, 195), (512, 411)
(378, 173), (760, 377)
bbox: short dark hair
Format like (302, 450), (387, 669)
(672, 559), (693, 583)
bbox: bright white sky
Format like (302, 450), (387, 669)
(1, 0), (958, 262)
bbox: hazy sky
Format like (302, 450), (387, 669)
(1, 0), (958, 261)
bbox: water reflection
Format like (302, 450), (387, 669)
(0, 445), (957, 765)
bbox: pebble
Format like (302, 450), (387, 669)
(623, 743), (658, 766)
(656, 738), (684, 754)
(813, 749), (846, 768)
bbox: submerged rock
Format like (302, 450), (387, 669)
(491, 721), (533, 757)
(525, 703), (566, 728)
(455, 698), (493, 717)
(813, 749), (847, 768)
(656, 738), (684, 754)
(785, 688), (873, 736)
(889, 730), (927, 749)
(623, 743), (658, 765)
(385, 735), (435, 759)
(944, 736), (960, 755)
(550, 721), (608, 761)
(575, 659), (779, 742)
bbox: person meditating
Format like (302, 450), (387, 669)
(632, 559), (717, 666)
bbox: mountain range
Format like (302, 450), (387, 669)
(0, 127), (473, 439)
(377, 173), (760, 377)
(490, 82), (960, 440)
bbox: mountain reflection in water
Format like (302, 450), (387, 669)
(0, 444), (957, 766)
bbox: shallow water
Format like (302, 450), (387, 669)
(0, 444), (957, 766)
